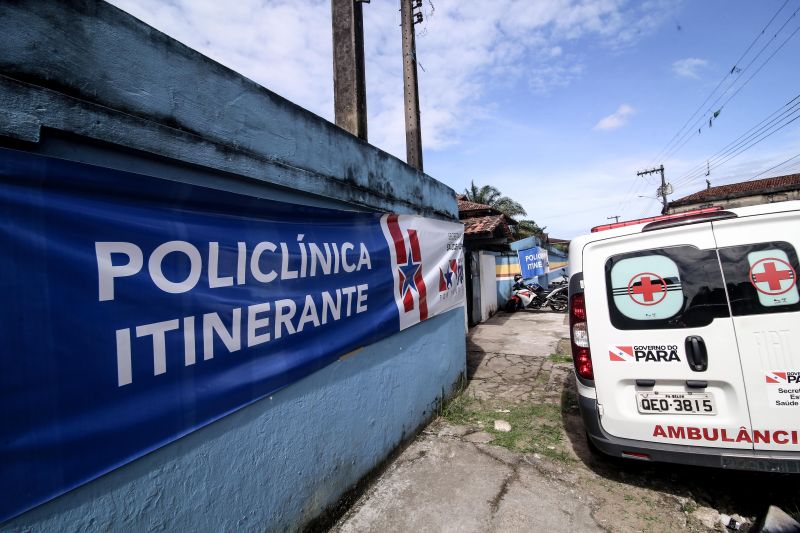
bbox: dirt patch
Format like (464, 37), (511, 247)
(443, 337), (800, 532)
(439, 355), (713, 532)
(336, 312), (799, 533)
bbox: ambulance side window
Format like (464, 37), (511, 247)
(718, 241), (800, 316)
(605, 246), (729, 330)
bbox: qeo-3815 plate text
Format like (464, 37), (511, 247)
(636, 391), (716, 415)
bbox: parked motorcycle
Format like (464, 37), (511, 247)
(549, 268), (569, 288)
(506, 275), (568, 313)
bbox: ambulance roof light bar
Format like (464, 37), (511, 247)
(591, 207), (730, 233)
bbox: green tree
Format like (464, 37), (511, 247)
(463, 180), (527, 219)
(516, 219), (547, 239)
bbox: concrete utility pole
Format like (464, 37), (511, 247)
(637, 164), (671, 213)
(400, 0), (423, 170)
(331, 0), (368, 140)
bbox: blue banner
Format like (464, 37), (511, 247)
(0, 148), (463, 522)
(518, 246), (549, 278)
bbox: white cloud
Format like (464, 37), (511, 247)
(107, 0), (675, 160)
(672, 57), (708, 79)
(594, 104), (635, 131)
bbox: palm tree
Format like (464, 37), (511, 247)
(463, 180), (527, 218)
(516, 219), (547, 239)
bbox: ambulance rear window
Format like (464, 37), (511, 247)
(718, 241), (800, 316)
(605, 246), (729, 330)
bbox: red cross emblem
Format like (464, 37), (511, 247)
(749, 258), (796, 295)
(627, 272), (667, 306)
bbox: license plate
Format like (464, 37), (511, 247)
(636, 391), (716, 415)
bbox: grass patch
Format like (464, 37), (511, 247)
(548, 353), (573, 364)
(439, 391), (574, 462)
(440, 390), (476, 425)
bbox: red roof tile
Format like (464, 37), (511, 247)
(671, 173), (800, 206)
(457, 197), (494, 212)
(463, 215), (513, 238)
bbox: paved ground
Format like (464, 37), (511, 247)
(332, 310), (798, 533)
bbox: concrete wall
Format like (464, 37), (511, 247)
(495, 243), (568, 306)
(0, 1), (465, 531)
(479, 252), (499, 321)
(4, 311), (464, 532)
(0, 1), (456, 220)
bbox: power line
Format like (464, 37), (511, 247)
(657, 2), (799, 163)
(671, 93), (800, 187)
(636, 165), (669, 212)
(672, 93), (800, 185)
(743, 151), (800, 182)
(657, 3), (800, 164)
(676, 111), (800, 190)
(660, 23), (800, 166)
(716, 14), (800, 110)
(650, 0), (791, 164)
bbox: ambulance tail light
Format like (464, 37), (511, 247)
(570, 293), (593, 380)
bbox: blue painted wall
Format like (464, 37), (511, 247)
(4, 310), (464, 532)
(496, 240), (568, 306)
(0, 1), (465, 530)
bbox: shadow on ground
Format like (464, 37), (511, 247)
(559, 372), (799, 523)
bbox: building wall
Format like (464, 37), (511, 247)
(479, 251), (499, 321)
(4, 310), (464, 532)
(495, 242), (568, 306)
(0, 2), (465, 531)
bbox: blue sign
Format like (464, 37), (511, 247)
(0, 148), (463, 522)
(518, 246), (549, 278)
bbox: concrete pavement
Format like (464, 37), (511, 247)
(332, 311), (604, 533)
(331, 310), (800, 533)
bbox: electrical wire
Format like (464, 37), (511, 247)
(671, 93), (800, 185)
(650, 0), (791, 164)
(658, 4), (800, 164)
(617, 1), (797, 216)
(743, 151), (800, 182)
(671, 94), (800, 187)
(676, 111), (800, 190)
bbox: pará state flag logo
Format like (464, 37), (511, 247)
(439, 258), (464, 292)
(609, 345), (635, 362)
(380, 214), (465, 331)
(764, 371), (800, 384)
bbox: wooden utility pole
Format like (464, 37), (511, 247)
(637, 164), (671, 213)
(400, 0), (423, 170)
(331, 0), (368, 140)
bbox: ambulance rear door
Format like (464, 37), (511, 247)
(582, 222), (753, 449)
(712, 206), (800, 452)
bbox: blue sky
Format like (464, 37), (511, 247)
(108, 0), (800, 238)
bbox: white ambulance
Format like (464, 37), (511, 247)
(568, 202), (800, 472)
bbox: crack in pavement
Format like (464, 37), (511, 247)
(489, 462), (521, 516)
